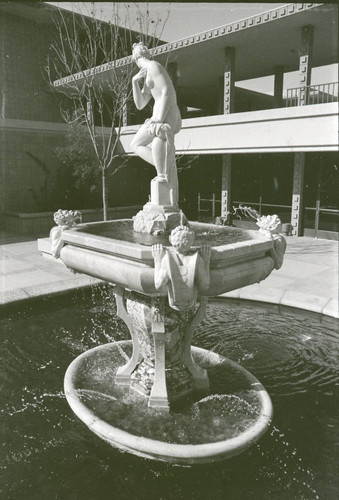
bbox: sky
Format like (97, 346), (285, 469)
(48, 2), (337, 95)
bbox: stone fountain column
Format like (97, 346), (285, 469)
(114, 287), (209, 408)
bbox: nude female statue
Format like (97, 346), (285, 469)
(130, 42), (181, 207)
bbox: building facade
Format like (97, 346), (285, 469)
(115, 3), (338, 239)
(2, 3), (338, 238)
(0, 2), (152, 234)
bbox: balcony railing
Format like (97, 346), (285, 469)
(286, 82), (338, 107)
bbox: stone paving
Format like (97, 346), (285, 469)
(0, 236), (99, 305)
(223, 236), (338, 318)
(0, 232), (338, 318)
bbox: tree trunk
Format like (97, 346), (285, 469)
(102, 168), (108, 221)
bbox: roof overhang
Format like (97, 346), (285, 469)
(53, 3), (338, 93)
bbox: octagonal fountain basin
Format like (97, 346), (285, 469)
(64, 340), (272, 465)
(59, 219), (278, 296)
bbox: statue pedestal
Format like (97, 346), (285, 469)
(114, 287), (209, 409)
(133, 177), (187, 234)
(150, 177), (174, 207)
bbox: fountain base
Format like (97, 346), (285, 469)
(64, 340), (273, 465)
(133, 204), (184, 234)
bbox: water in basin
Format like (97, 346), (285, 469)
(1, 285), (338, 499)
(74, 220), (253, 247)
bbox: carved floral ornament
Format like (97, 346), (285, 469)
(50, 209), (82, 259)
(256, 214), (281, 236)
(256, 215), (286, 270)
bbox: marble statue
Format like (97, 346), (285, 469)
(152, 225), (211, 311)
(131, 42), (183, 234)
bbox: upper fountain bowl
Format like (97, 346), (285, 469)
(59, 219), (283, 296)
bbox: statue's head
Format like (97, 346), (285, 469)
(132, 42), (151, 63)
(169, 225), (195, 254)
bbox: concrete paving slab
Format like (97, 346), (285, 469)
(256, 274), (295, 289)
(0, 288), (31, 305)
(2, 269), (62, 292)
(22, 276), (100, 299)
(1, 258), (35, 273)
(280, 290), (332, 315)
(322, 299), (339, 317)
(277, 260), (329, 279)
(239, 285), (285, 305)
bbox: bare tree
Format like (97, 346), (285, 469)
(47, 2), (169, 220)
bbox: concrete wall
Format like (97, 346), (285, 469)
(0, 10), (67, 215)
(4, 206), (142, 236)
(0, 9), (152, 218)
(0, 11), (62, 123)
(0, 122), (67, 213)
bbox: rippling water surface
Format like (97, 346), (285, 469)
(0, 286), (338, 500)
(77, 220), (252, 247)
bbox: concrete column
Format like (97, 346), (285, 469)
(291, 152), (305, 236)
(273, 65), (284, 108)
(220, 47), (235, 222)
(298, 25), (314, 106)
(221, 155), (232, 220)
(223, 47), (236, 114)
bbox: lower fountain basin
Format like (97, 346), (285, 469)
(64, 340), (273, 465)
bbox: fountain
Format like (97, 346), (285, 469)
(49, 44), (287, 464)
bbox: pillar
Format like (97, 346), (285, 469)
(221, 155), (232, 220)
(114, 290), (209, 409)
(149, 297), (168, 408)
(273, 65), (284, 108)
(223, 47), (236, 114)
(290, 25), (314, 236)
(291, 152), (305, 236)
(297, 25), (314, 106)
(220, 47), (235, 223)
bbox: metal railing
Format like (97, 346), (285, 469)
(197, 196), (292, 221)
(286, 82), (338, 107)
(197, 194), (221, 219)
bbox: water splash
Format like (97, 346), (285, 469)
(255, 425), (320, 500)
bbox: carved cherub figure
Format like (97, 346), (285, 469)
(152, 226), (211, 311)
